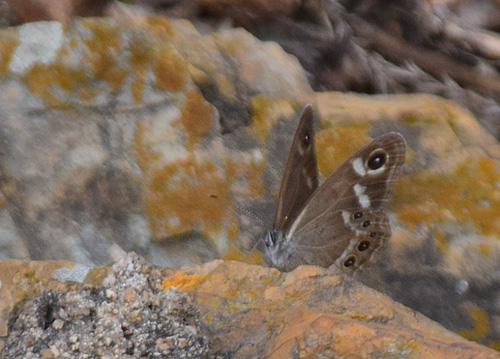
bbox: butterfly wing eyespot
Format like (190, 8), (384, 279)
(358, 241), (370, 251)
(353, 212), (363, 219)
(362, 220), (371, 228)
(367, 150), (387, 170)
(343, 256), (356, 268)
(302, 133), (311, 148)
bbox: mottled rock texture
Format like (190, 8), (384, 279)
(1, 253), (212, 358)
(1, 254), (499, 358)
(0, 17), (311, 268)
(1, 16), (500, 352)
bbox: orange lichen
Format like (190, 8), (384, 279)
(0, 32), (18, 75)
(222, 245), (263, 265)
(181, 90), (214, 150)
(145, 155), (233, 239)
(315, 127), (371, 178)
(248, 97), (298, 143)
(83, 20), (127, 93)
(154, 47), (188, 92)
(249, 97), (275, 143)
(129, 35), (153, 102)
(433, 229), (448, 252)
(225, 155), (267, 197)
(22, 63), (89, 106)
(393, 156), (500, 236)
(227, 220), (240, 241)
(162, 272), (207, 292)
(247, 158), (266, 196)
(479, 242), (492, 257)
(458, 304), (490, 341)
(133, 122), (160, 173)
(225, 158), (239, 181)
(84, 267), (113, 286)
(146, 16), (174, 38)
(202, 314), (212, 324)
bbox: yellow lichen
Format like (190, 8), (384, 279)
(146, 16), (174, 38)
(133, 122), (160, 173)
(247, 157), (266, 196)
(221, 245), (263, 264)
(433, 229), (448, 252)
(84, 267), (113, 286)
(216, 74), (236, 99)
(145, 155), (233, 239)
(248, 97), (297, 143)
(0, 32), (18, 75)
(478, 242), (492, 257)
(249, 98), (274, 143)
(154, 47), (188, 92)
(180, 90), (214, 150)
(315, 127), (371, 178)
(227, 220), (239, 240)
(22, 63), (89, 106)
(393, 156), (500, 236)
(457, 304), (490, 341)
(162, 272), (207, 292)
(83, 20), (127, 93)
(202, 314), (212, 324)
(129, 35), (154, 102)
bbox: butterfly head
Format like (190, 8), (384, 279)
(264, 229), (281, 250)
(263, 229), (293, 271)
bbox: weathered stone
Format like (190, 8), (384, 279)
(0, 17), (311, 268)
(1, 254), (211, 358)
(1, 14), (500, 352)
(1, 254), (499, 358)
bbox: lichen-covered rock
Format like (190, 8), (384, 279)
(1, 253), (212, 358)
(2, 14), (500, 353)
(1, 254), (499, 358)
(0, 17), (311, 267)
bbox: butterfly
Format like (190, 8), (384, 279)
(264, 104), (406, 272)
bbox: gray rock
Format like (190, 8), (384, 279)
(1, 253), (213, 359)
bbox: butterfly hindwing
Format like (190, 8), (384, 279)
(285, 133), (406, 271)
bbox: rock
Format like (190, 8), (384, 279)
(0, 17), (311, 267)
(1, 253), (499, 358)
(309, 92), (500, 350)
(1, 14), (500, 352)
(1, 253), (211, 358)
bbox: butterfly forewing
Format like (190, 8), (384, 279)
(273, 105), (319, 232)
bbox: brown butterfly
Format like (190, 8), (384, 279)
(264, 105), (406, 272)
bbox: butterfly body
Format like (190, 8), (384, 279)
(264, 105), (406, 272)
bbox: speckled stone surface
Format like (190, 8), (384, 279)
(1, 254), (499, 358)
(1, 253), (212, 358)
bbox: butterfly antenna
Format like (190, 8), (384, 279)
(234, 202), (264, 224)
(234, 202), (266, 260)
